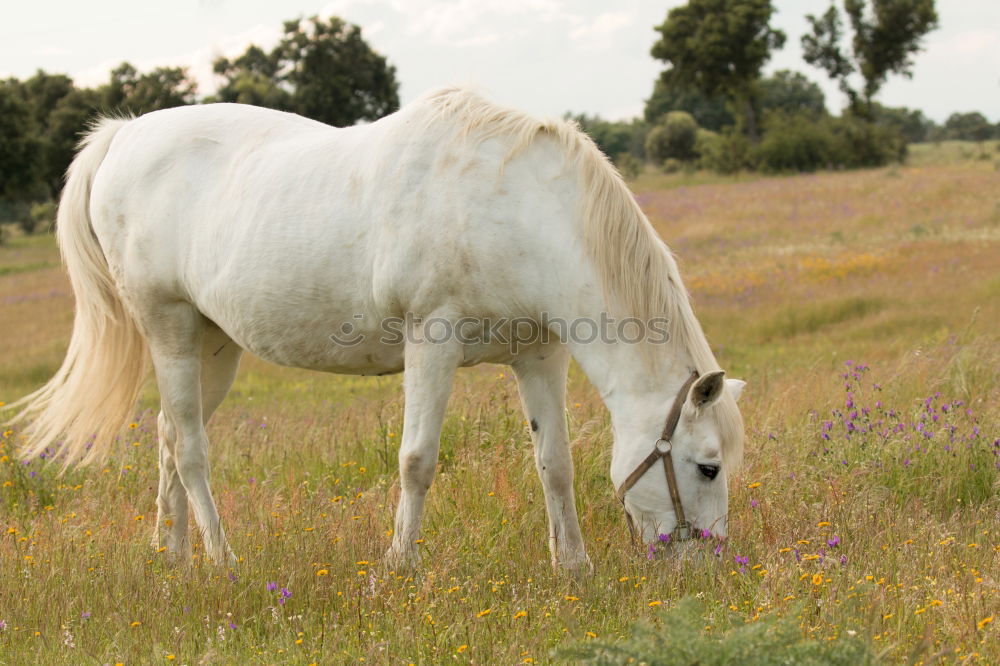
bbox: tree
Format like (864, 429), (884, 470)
(943, 112), (995, 146)
(802, 0), (938, 119)
(0, 83), (41, 202)
(644, 78), (733, 131)
(568, 114), (649, 162)
(215, 16), (400, 127)
(651, 0), (785, 141)
(757, 70), (826, 119)
(871, 103), (935, 143)
(212, 45), (291, 109)
(99, 62), (198, 114)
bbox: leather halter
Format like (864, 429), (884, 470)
(615, 371), (699, 544)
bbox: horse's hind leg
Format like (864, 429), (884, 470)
(143, 303), (236, 564)
(155, 325), (242, 560)
(512, 346), (590, 574)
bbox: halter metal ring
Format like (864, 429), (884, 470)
(654, 438), (671, 454)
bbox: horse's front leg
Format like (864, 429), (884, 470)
(385, 335), (461, 569)
(513, 347), (591, 575)
(154, 410), (190, 559)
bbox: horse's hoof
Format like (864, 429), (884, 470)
(383, 547), (421, 573)
(555, 553), (593, 579)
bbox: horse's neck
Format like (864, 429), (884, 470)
(568, 333), (695, 477)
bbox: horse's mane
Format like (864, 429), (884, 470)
(418, 87), (744, 468)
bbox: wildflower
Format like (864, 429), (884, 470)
(513, 610), (527, 619)
(817, 521), (830, 527)
(586, 631), (597, 638)
(827, 535), (840, 547)
(279, 587), (291, 604)
(476, 609), (492, 618)
(266, 581), (277, 591)
(166, 656), (175, 661)
(456, 645), (468, 653)
(648, 601), (662, 607)
(979, 616), (994, 630)
(750, 499), (758, 508)
(734, 555), (748, 573)
(811, 574), (823, 586)
(747, 482), (761, 489)
(316, 569), (329, 576)
(131, 621), (141, 627)
(81, 612), (90, 620)
(564, 596), (579, 602)
(700, 528), (711, 539)
(229, 622), (236, 630)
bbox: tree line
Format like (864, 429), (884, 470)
(580, 0), (998, 177)
(1, 16), (398, 237)
(2, 1), (998, 236)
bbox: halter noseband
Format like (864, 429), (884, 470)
(615, 371), (699, 544)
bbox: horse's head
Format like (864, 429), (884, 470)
(614, 371), (745, 551)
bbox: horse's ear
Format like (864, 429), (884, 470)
(688, 371), (725, 408)
(725, 378), (746, 402)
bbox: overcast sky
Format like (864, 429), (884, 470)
(2, 1), (998, 123)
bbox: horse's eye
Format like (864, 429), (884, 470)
(697, 464), (719, 480)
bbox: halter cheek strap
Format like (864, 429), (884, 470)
(615, 371), (699, 543)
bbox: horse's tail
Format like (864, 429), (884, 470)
(7, 117), (149, 468)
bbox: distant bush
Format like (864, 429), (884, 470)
(757, 113), (838, 172)
(557, 597), (877, 666)
(828, 115), (907, 167)
(645, 111), (699, 163)
(25, 201), (57, 235)
(661, 157), (683, 174)
(698, 129), (755, 173)
(615, 152), (642, 180)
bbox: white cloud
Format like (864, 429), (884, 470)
(72, 22), (283, 95)
(36, 45), (69, 57)
(569, 11), (632, 49)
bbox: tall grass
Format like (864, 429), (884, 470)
(1, 155), (997, 664)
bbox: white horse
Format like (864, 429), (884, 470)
(11, 88), (745, 572)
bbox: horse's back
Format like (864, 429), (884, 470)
(87, 95), (591, 372)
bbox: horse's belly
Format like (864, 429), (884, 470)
(241, 325), (405, 376)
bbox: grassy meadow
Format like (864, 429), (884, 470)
(1, 145), (998, 664)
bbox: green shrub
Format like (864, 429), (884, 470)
(698, 129), (755, 173)
(26, 201), (57, 235)
(757, 113), (838, 173)
(557, 597), (877, 666)
(615, 152), (642, 180)
(645, 111), (699, 163)
(828, 116), (907, 168)
(661, 157), (683, 174)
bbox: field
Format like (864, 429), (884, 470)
(1, 145), (998, 664)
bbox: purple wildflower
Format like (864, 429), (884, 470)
(827, 535), (840, 548)
(714, 542), (723, 556)
(229, 622), (237, 630)
(81, 611), (90, 620)
(734, 555), (749, 573)
(266, 581), (277, 592)
(700, 528), (711, 539)
(279, 587), (291, 604)
(750, 499), (758, 508)
(658, 533), (671, 543)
